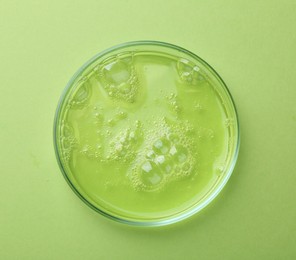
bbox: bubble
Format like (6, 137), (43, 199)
(181, 71), (192, 83)
(183, 162), (191, 171)
(159, 159), (173, 174)
(74, 85), (88, 102)
(61, 137), (71, 150)
(173, 145), (188, 163)
(141, 161), (152, 172)
(179, 161), (194, 176)
(146, 150), (156, 159)
(193, 66), (200, 72)
(155, 155), (165, 165)
(192, 69), (206, 83)
(99, 53), (139, 103)
(177, 58), (206, 86)
(169, 145), (177, 156)
(140, 161), (163, 186)
(118, 82), (132, 94)
(177, 58), (193, 73)
(103, 60), (131, 85)
(61, 123), (74, 138)
(70, 78), (91, 108)
(153, 138), (170, 154)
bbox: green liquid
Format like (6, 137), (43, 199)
(57, 50), (236, 221)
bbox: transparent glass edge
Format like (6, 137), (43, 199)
(53, 40), (241, 227)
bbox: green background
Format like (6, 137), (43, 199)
(1, 1), (295, 259)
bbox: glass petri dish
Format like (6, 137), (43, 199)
(54, 41), (240, 226)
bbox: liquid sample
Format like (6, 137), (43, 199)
(55, 45), (238, 224)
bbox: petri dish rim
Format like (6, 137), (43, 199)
(53, 40), (240, 227)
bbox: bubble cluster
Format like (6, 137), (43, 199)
(60, 123), (77, 162)
(109, 121), (143, 162)
(177, 58), (206, 85)
(78, 119), (142, 163)
(166, 93), (181, 113)
(80, 144), (97, 159)
(70, 77), (91, 108)
(97, 52), (139, 103)
(130, 119), (197, 192)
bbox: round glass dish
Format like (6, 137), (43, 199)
(54, 41), (239, 226)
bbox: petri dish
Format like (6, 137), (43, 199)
(54, 41), (240, 226)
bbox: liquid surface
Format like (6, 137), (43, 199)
(56, 50), (236, 221)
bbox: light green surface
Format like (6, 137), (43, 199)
(1, 0), (295, 259)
